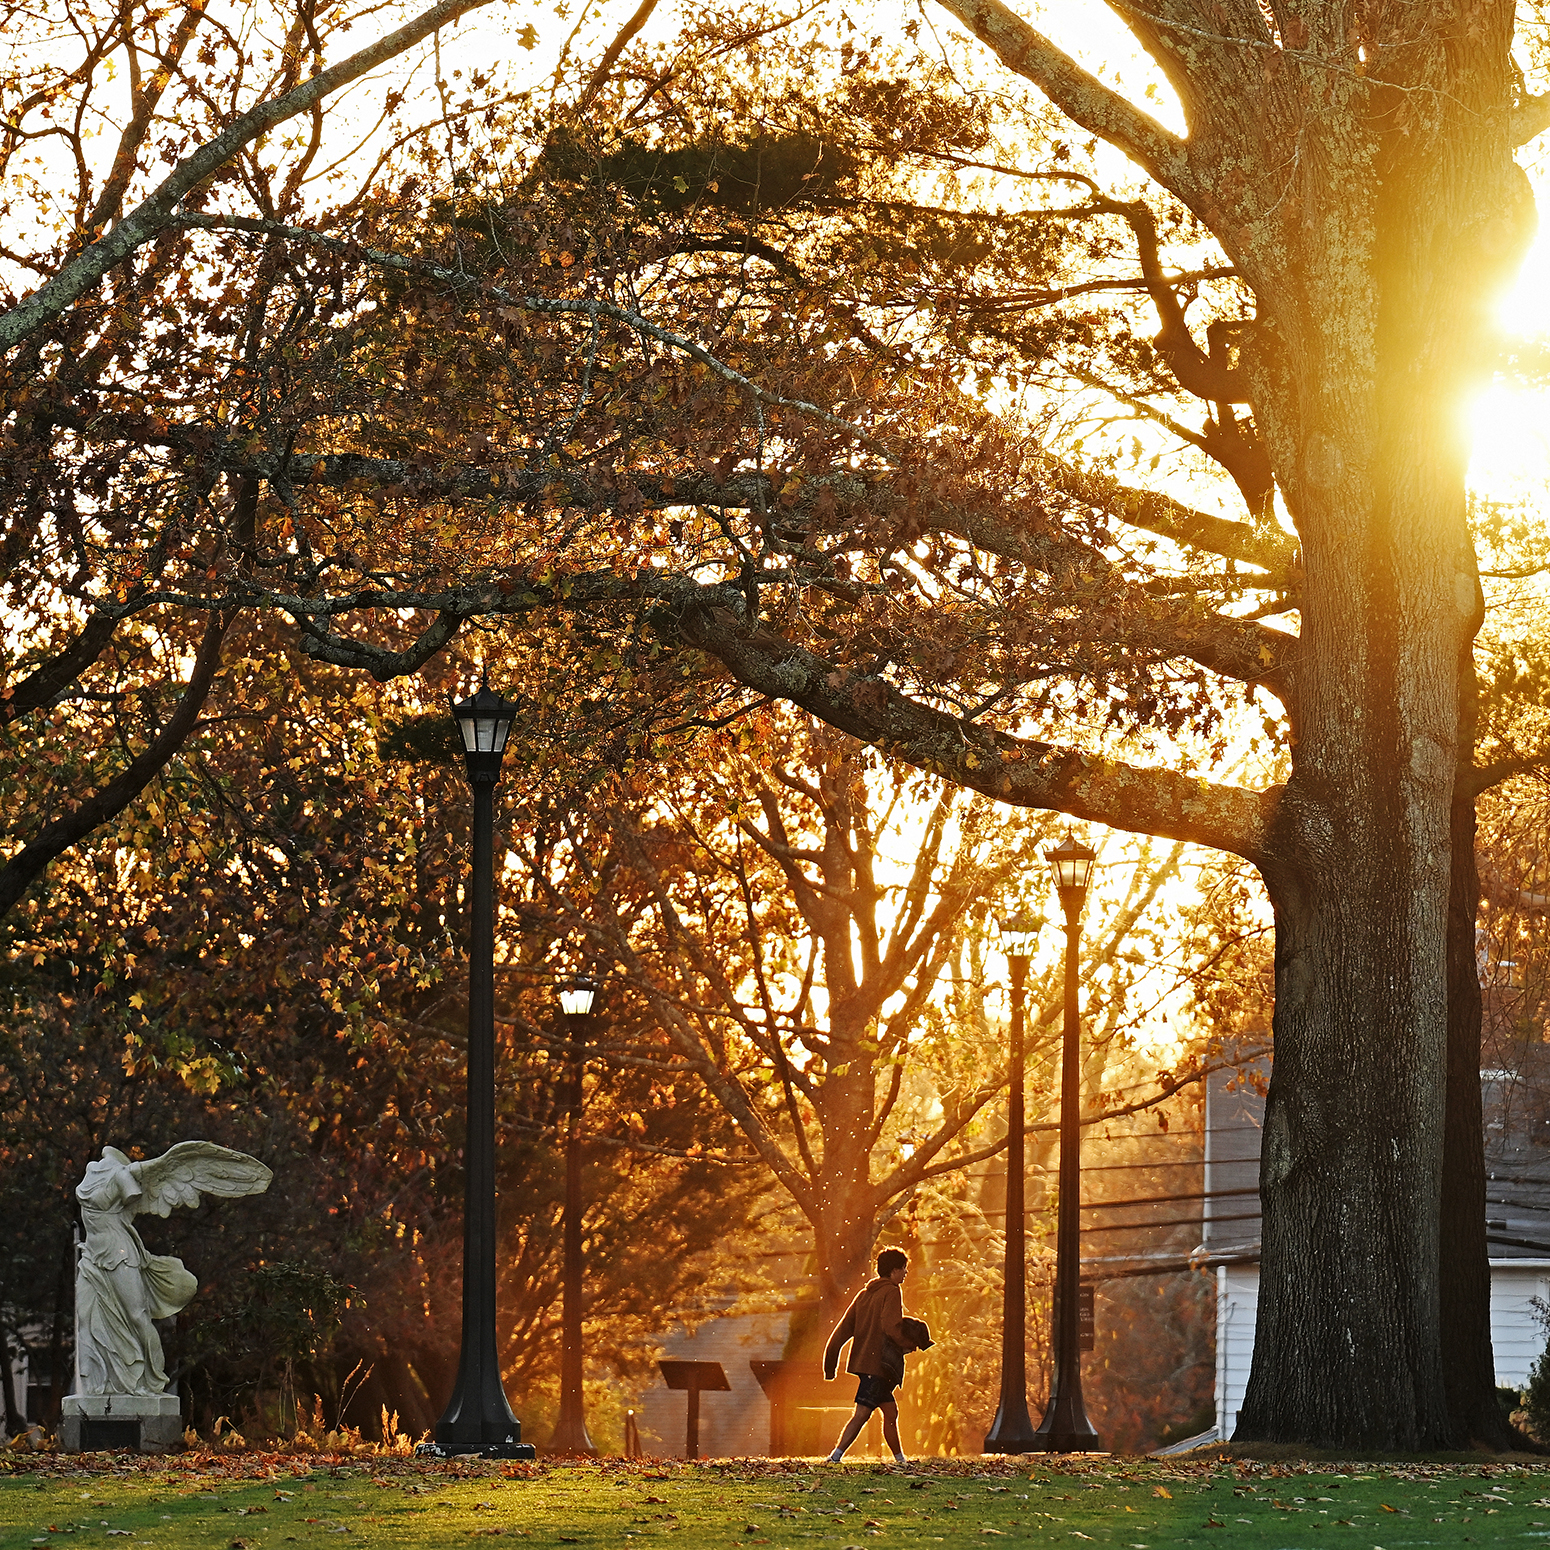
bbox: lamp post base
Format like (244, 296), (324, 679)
(984, 1398), (1040, 1454)
(415, 1441), (538, 1460)
(1030, 1393), (1101, 1454)
(1029, 1434), (1102, 1453)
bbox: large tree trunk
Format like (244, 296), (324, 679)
(793, 1069), (885, 1358)
(1440, 778), (1510, 1443)
(1233, 32), (1518, 1441)
(1243, 781), (1455, 1446)
(1440, 656), (1518, 1446)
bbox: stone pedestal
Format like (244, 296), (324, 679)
(60, 1393), (182, 1454)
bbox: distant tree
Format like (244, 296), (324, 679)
(511, 711), (1244, 1353)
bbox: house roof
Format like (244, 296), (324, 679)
(1201, 1047), (1550, 1263)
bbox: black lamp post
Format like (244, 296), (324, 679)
(985, 913), (1042, 1455)
(1031, 832), (1101, 1453)
(550, 976), (598, 1455)
(428, 676), (536, 1459)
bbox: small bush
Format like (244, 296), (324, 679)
(1524, 1298), (1550, 1441)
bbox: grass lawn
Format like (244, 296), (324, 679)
(4, 1454), (1550, 1549)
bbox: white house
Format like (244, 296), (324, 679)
(1166, 1058), (1550, 1450)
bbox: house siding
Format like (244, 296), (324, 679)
(1487, 1264), (1550, 1388)
(1214, 1260), (1550, 1437)
(1214, 1265), (1258, 1441)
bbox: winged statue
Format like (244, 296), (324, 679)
(73, 1142), (272, 1397)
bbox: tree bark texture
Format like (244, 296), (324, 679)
(1226, 9), (1520, 1447)
(1440, 658), (1518, 1446)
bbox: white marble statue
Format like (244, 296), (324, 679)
(74, 1142), (272, 1397)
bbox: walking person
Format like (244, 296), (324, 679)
(822, 1248), (931, 1464)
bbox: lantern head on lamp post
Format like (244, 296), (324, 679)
(1045, 833), (1097, 918)
(559, 977), (598, 1020)
(999, 913), (1042, 963)
(1030, 827), (1101, 1453)
(1047, 837), (1097, 917)
(450, 677), (520, 785)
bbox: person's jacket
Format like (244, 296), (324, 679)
(823, 1278), (928, 1380)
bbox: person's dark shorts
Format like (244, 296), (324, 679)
(854, 1373), (898, 1410)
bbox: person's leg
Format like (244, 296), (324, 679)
(878, 1400), (905, 1461)
(827, 1404), (872, 1461)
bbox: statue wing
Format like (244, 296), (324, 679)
(132, 1141), (273, 1218)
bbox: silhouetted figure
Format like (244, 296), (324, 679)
(822, 1249), (931, 1463)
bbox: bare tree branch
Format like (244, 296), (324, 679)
(0, 0), (499, 353)
(3, 613), (119, 723)
(927, 0), (1195, 202)
(676, 602), (1275, 862)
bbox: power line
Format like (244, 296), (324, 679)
(1083, 1185), (1259, 1211)
(1080, 1210), (1260, 1237)
(1488, 1232), (1550, 1255)
(1087, 1124), (1259, 1142)
(974, 1185), (1256, 1217)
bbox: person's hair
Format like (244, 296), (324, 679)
(877, 1248), (909, 1278)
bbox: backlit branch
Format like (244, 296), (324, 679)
(1037, 457), (1297, 576)
(0, 612), (231, 919)
(927, 0), (1195, 203)
(0, 0), (500, 353)
(675, 600), (1274, 862)
(938, 501), (1297, 704)
(172, 211), (899, 460)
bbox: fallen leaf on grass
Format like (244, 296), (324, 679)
(1151, 1487), (1171, 1500)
